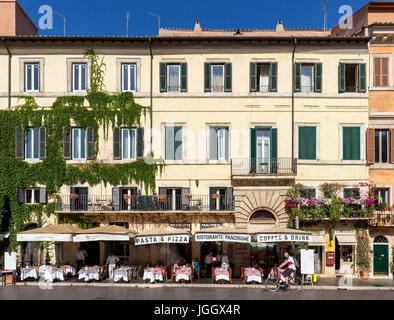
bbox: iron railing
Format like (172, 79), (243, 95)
(55, 194), (235, 212)
(370, 211), (394, 226)
(231, 157), (297, 176)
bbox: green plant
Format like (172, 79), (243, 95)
(286, 183), (306, 200)
(319, 183), (343, 199)
(356, 232), (371, 272)
(329, 198), (342, 221)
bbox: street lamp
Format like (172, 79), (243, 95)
(53, 11), (66, 37)
(147, 11), (160, 33)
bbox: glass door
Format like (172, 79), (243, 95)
(256, 129), (270, 173)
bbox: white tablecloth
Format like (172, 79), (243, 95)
(246, 275), (262, 283)
(143, 270), (164, 283)
(78, 268), (101, 282)
(44, 268), (65, 282)
(113, 268), (131, 283)
(215, 274), (230, 282)
(20, 268), (38, 281)
(38, 265), (52, 278)
(62, 265), (76, 276)
(175, 274), (190, 282)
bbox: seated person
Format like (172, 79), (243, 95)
(192, 258), (199, 278)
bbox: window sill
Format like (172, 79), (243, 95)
(369, 87), (394, 91)
(208, 160), (230, 165)
(66, 159), (88, 165)
(25, 159), (42, 164)
(370, 163), (394, 170)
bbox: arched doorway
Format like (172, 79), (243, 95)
(373, 235), (389, 276)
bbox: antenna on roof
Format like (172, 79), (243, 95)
(126, 12), (130, 36)
(322, 0), (329, 30)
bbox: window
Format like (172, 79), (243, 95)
(375, 130), (389, 163)
(122, 63), (136, 92)
(204, 62), (232, 92)
(160, 62), (187, 92)
(25, 63), (39, 92)
(338, 63), (366, 93)
(301, 188), (317, 199)
(209, 187), (233, 211)
(209, 127), (228, 161)
(158, 187), (190, 211)
(374, 57), (389, 87)
(26, 128), (39, 160)
(343, 127), (361, 160)
(295, 63), (322, 93)
(121, 128), (136, 160)
(72, 63), (87, 92)
(72, 128), (87, 160)
(375, 188), (389, 205)
(165, 126), (183, 161)
(26, 189), (40, 204)
(120, 188), (137, 211)
(18, 187), (47, 205)
(343, 188), (360, 199)
(299, 126), (317, 160)
(250, 63), (278, 92)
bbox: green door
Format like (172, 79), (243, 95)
(373, 245), (389, 275)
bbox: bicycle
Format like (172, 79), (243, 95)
(265, 267), (303, 292)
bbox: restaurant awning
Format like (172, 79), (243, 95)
(256, 227), (312, 243)
(17, 224), (84, 242)
(194, 227), (251, 244)
(73, 225), (135, 242)
(336, 234), (357, 246)
(134, 228), (190, 246)
(309, 235), (326, 246)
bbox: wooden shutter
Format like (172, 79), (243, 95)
(353, 127), (361, 160)
(18, 188), (25, 204)
(299, 127), (316, 160)
(174, 126), (183, 160)
(338, 63), (346, 93)
(314, 63), (322, 93)
(159, 62), (167, 92)
(15, 127), (25, 159)
(366, 128), (375, 165)
(209, 187), (217, 211)
(86, 128), (94, 160)
(39, 188), (47, 205)
(343, 127), (360, 160)
(224, 127), (229, 161)
(270, 62), (278, 92)
(112, 187), (120, 211)
(390, 129), (394, 164)
(165, 126), (174, 160)
(358, 63), (367, 93)
(181, 188), (190, 210)
(250, 62), (257, 92)
(63, 127), (71, 160)
(374, 57), (381, 87)
(294, 63), (301, 92)
(224, 63), (232, 92)
(226, 187), (233, 210)
(209, 127), (218, 160)
(180, 62), (187, 92)
(382, 58), (389, 87)
(250, 128), (257, 173)
(137, 127), (144, 159)
(270, 128), (278, 174)
(113, 127), (121, 160)
(204, 62), (211, 92)
(39, 127), (46, 160)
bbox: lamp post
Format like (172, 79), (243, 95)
(53, 11), (66, 37)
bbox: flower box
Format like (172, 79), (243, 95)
(211, 194), (221, 199)
(69, 194), (79, 199)
(123, 195), (133, 200)
(184, 194), (192, 200)
(158, 195), (166, 200)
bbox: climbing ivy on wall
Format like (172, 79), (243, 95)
(0, 50), (163, 249)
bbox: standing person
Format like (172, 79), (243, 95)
(216, 251), (222, 267)
(278, 251), (296, 288)
(106, 251), (120, 279)
(204, 251), (214, 278)
(76, 246), (87, 271)
(192, 258), (200, 280)
(221, 250), (229, 267)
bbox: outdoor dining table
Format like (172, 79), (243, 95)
(78, 266), (102, 282)
(214, 268), (230, 282)
(44, 267), (65, 283)
(20, 267), (38, 281)
(38, 265), (52, 278)
(113, 267), (133, 283)
(175, 267), (192, 283)
(143, 267), (164, 283)
(61, 265), (76, 276)
(244, 268), (262, 284)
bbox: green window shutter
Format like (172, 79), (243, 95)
(343, 127), (350, 160)
(113, 127), (121, 160)
(352, 127), (361, 160)
(269, 62), (278, 92)
(204, 63), (211, 92)
(137, 127), (144, 159)
(180, 62), (187, 92)
(343, 127), (360, 160)
(299, 127), (316, 160)
(165, 126), (175, 160)
(39, 126), (46, 160)
(174, 126), (183, 160)
(18, 188), (25, 204)
(250, 62), (257, 92)
(86, 127), (94, 160)
(224, 127), (229, 161)
(160, 62), (167, 92)
(224, 63), (232, 92)
(270, 128), (278, 174)
(15, 126), (25, 159)
(358, 63), (366, 93)
(209, 127), (218, 160)
(250, 128), (257, 173)
(338, 63), (346, 93)
(314, 63), (322, 93)
(63, 127), (71, 160)
(294, 63), (301, 92)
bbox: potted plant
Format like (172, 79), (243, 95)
(356, 233), (371, 279)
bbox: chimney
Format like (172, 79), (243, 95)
(275, 19), (285, 32)
(193, 19), (202, 33)
(0, 0), (37, 36)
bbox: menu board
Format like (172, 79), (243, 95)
(4, 252), (17, 270)
(300, 249), (315, 275)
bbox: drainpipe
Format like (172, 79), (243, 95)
(291, 38), (297, 173)
(2, 38), (12, 111)
(149, 37), (153, 155)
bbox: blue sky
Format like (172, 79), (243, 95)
(18, 0), (371, 36)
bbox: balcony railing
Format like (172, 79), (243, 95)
(231, 158), (297, 176)
(370, 211), (394, 226)
(55, 194), (234, 212)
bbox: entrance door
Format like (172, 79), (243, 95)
(373, 236), (389, 275)
(70, 187), (88, 211)
(256, 129), (270, 174)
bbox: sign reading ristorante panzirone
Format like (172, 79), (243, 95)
(134, 235), (189, 246)
(194, 233), (251, 243)
(257, 234), (312, 243)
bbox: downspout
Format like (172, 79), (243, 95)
(149, 37), (153, 155)
(2, 38), (12, 111)
(291, 38), (297, 173)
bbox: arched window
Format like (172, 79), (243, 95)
(374, 235), (388, 244)
(250, 210), (276, 223)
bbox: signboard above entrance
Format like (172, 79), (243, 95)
(134, 235), (190, 246)
(195, 233), (251, 244)
(257, 233), (312, 243)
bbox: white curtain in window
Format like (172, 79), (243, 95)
(168, 65), (180, 92)
(259, 65), (270, 92)
(212, 65), (224, 92)
(301, 65), (313, 92)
